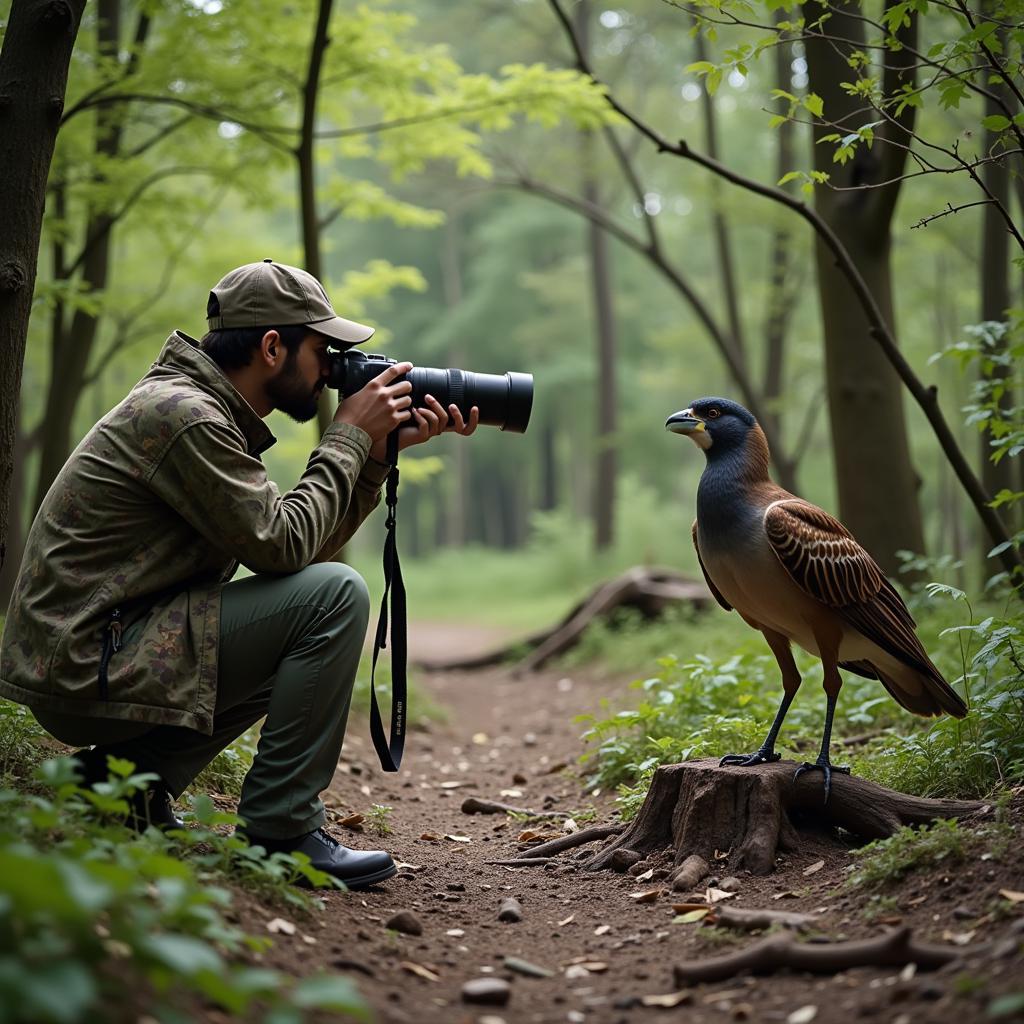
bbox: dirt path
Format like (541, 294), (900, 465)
(233, 639), (1024, 1024)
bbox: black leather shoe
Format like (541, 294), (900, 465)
(241, 827), (397, 890)
(71, 747), (183, 832)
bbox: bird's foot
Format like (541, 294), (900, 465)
(719, 749), (781, 768)
(793, 758), (851, 802)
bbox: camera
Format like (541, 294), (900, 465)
(327, 349), (534, 433)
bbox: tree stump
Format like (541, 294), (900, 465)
(585, 759), (985, 876)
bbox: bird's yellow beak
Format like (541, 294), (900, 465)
(666, 408), (712, 449)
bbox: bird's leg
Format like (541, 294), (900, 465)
(720, 629), (800, 768)
(794, 647), (851, 801)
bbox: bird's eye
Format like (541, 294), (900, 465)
(707, 408), (720, 419)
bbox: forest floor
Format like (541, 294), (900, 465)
(213, 623), (1024, 1024)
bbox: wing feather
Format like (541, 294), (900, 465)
(692, 519), (732, 612)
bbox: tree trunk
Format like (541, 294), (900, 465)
(0, 0), (86, 567)
(33, 0), (131, 512)
(695, 30), (745, 365)
(802, 0), (926, 572)
(303, 0), (336, 441)
(538, 414), (558, 512)
(577, 1), (617, 553)
(441, 211), (469, 547)
(0, 426), (30, 610)
(978, 12), (1018, 569)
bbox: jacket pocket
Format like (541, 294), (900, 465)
(97, 607), (123, 700)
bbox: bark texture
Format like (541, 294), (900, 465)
(0, 0), (86, 571)
(585, 759), (983, 876)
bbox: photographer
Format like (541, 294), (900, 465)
(0, 259), (477, 890)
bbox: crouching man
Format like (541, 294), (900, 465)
(0, 259), (476, 889)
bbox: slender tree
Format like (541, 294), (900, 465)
(0, 0), (86, 573)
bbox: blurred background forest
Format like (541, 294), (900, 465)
(3, 0), (1022, 633)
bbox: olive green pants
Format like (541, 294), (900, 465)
(34, 563), (370, 839)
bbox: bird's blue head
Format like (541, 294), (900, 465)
(665, 397), (758, 458)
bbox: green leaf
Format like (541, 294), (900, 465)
(291, 974), (371, 1017)
(140, 934), (224, 977)
(982, 114), (1011, 132)
(803, 92), (824, 117)
(777, 171), (803, 185)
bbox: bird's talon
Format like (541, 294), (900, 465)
(719, 750), (780, 768)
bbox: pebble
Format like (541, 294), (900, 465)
(952, 906), (976, 920)
(512, 772), (528, 784)
(498, 897), (523, 923)
(387, 913), (423, 937)
(719, 876), (742, 893)
(462, 977), (511, 1006)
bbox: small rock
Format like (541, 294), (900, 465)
(917, 979), (944, 1001)
(498, 897), (523, 923)
(385, 911), (423, 936)
(719, 876), (742, 893)
(523, 733), (537, 747)
(503, 955), (554, 978)
(608, 848), (642, 872)
(707, 876), (720, 888)
(462, 977), (511, 1006)
(447, 882), (466, 892)
(952, 906), (976, 920)
(512, 772), (528, 784)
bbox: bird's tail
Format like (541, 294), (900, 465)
(844, 658), (968, 719)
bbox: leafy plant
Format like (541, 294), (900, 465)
(365, 803), (394, 837)
(0, 757), (368, 1024)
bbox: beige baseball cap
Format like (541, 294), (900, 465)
(207, 259), (374, 347)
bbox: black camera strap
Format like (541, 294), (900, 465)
(368, 429), (406, 772)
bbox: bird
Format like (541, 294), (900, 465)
(665, 396), (967, 798)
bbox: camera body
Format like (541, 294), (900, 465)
(327, 349), (533, 434)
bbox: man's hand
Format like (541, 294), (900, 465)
(333, 362), (414, 441)
(369, 393), (479, 462)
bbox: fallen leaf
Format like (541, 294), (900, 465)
(906, 895), (927, 906)
(557, 914), (575, 926)
(564, 965), (590, 980)
(635, 868), (655, 883)
(629, 888), (664, 904)
(517, 829), (559, 843)
(301, 934), (317, 946)
(999, 889), (1024, 904)
(444, 834), (473, 843)
(641, 992), (692, 1008)
(395, 862), (424, 871)
(400, 961), (440, 982)
(499, 788), (524, 798)
(439, 780), (471, 790)
(705, 887), (737, 904)
(713, 848), (730, 860)
(419, 833), (440, 842)
(266, 918), (296, 935)
(579, 962), (608, 973)
(472, 732), (489, 744)
(672, 903), (711, 914)
(703, 989), (749, 1004)
(787, 1006), (818, 1024)
(337, 813), (364, 829)
(803, 860), (825, 876)
(446, 929), (465, 937)
(772, 891), (799, 900)
(942, 929), (976, 946)
(594, 924), (611, 936)
(674, 908), (711, 924)
(563, 818), (579, 833)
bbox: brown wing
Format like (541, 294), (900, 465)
(763, 500), (966, 716)
(763, 499), (886, 608)
(692, 519), (732, 612)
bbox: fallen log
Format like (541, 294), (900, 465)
(703, 906), (824, 932)
(672, 926), (963, 986)
(512, 822), (624, 859)
(585, 759), (985, 875)
(461, 796), (570, 819)
(414, 567), (711, 673)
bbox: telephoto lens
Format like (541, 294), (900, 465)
(328, 350), (534, 433)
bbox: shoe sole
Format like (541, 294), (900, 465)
(337, 861), (399, 891)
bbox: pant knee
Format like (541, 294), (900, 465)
(302, 562), (370, 622)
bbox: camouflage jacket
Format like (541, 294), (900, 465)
(0, 332), (388, 734)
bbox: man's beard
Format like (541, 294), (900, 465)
(266, 352), (323, 423)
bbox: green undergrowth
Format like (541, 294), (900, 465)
(573, 581), (1024, 819)
(847, 806), (1015, 892)
(0, 756), (368, 1024)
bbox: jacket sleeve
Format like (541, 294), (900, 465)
(310, 454), (391, 563)
(148, 418), (380, 573)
